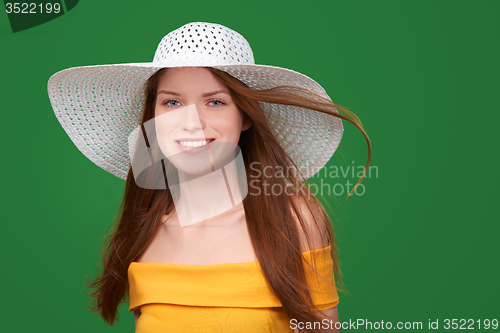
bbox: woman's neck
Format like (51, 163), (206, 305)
(172, 148), (246, 227)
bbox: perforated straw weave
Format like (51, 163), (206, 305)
(47, 22), (343, 180)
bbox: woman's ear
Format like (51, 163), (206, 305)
(242, 114), (253, 131)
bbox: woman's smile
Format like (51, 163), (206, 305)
(175, 138), (216, 154)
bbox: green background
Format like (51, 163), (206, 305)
(1, 0), (498, 332)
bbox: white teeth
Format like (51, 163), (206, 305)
(178, 140), (211, 148)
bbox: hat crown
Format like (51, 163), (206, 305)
(153, 22), (255, 67)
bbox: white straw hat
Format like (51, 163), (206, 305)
(48, 22), (343, 180)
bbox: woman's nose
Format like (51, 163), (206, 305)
(180, 104), (204, 132)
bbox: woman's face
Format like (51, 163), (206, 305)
(153, 67), (250, 175)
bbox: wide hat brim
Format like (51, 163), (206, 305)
(48, 62), (343, 181)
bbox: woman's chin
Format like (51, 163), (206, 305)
(168, 158), (214, 178)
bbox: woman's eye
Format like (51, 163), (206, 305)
(163, 100), (180, 107)
(208, 100), (225, 106)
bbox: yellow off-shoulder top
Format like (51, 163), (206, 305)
(128, 245), (339, 332)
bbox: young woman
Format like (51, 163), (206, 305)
(48, 22), (370, 333)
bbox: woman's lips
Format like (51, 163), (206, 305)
(175, 138), (215, 154)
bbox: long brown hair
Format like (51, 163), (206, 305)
(86, 67), (371, 332)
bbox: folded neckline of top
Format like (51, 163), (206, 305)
(129, 244), (332, 268)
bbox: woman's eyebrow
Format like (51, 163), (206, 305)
(158, 90), (180, 96)
(202, 90), (230, 97)
(157, 90), (230, 97)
